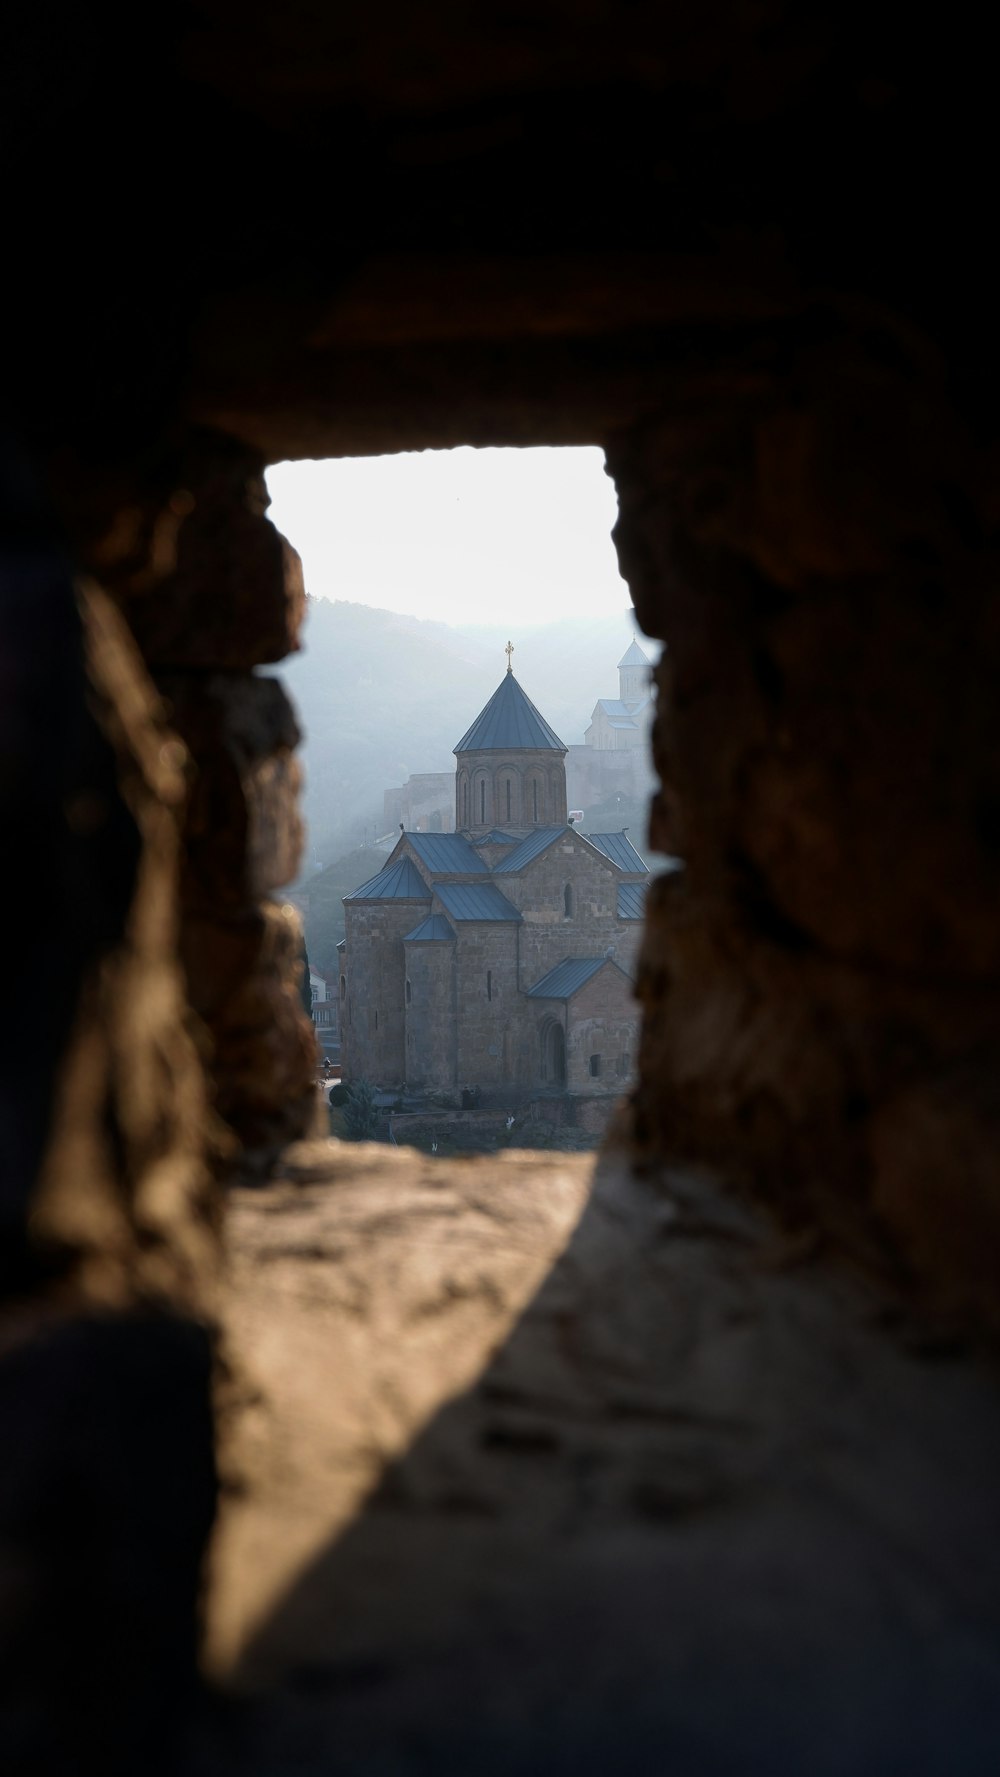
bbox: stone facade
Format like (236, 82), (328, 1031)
(342, 674), (646, 1095)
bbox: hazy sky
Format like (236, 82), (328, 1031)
(264, 446), (632, 629)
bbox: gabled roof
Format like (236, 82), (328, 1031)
(454, 672), (566, 754)
(618, 639), (651, 669)
(596, 698), (633, 720)
(344, 857), (431, 901)
(586, 831), (648, 873)
(478, 828), (519, 845)
(527, 957), (608, 999)
(617, 881), (647, 920)
(492, 825), (566, 873)
(403, 913), (456, 943)
(608, 717), (638, 729)
(435, 882), (522, 922)
(406, 832), (488, 874)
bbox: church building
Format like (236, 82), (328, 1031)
(340, 649), (650, 1098)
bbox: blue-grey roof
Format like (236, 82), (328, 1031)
(608, 718), (638, 729)
(596, 698), (632, 719)
(455, 672), (566, 754)
(406, 832), (488, 874)
(527, 957), (607, 999)
(586, 832), (648, 873)
(403, 914), (456, 943)
(619, 639), (651, 669)
(435, 882), (522, 922)
(478, 829), (519, 845)
(344, 857), (431, 902)
(617, 881), (647, 920)
(493, 825), (566, 873)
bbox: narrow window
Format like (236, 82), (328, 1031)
(406, 978), (412, 1004)
(340, 974), (346, 1000)
(487, 970), (492, 1001)
(563, 883), (573, 918)
(532, 780), (538, 822)
(349, 998), (353, 1026)
(375, 1009), (379, 1030)
(480, 779), (486, 824)
(463, 780), (468, 825)
(506, 778), (511, 820)
(589, 1054), (601, 1078)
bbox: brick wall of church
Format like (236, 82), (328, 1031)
(404, 942), (456, 1088)
(343, 899), (429, 1085)
(563, 968), (638, 1093)
(508, 837), (643, 987)
(451, 924), (520, 1085)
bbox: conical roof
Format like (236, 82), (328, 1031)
(618, 639), (650, 669)
(454, 671), (566, 754)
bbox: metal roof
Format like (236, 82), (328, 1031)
(454, 672), (566, 754)
(618, 639), (651, 669)
(435, 881), (523, 922)
(493, 825), (566, 872)
(403, 913), (456, 942)
(527, 957), (607, 999)
(478, 828), (519, 845)
(617, 881), (647, 920)
(597, 698), (632, 719)
(344, 857), (431, 901)
(586, 831), (648, 873)
(608, 717), (638, 729)
(406, 832), (488, 874)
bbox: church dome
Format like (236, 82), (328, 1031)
(454, 670), (566, 755)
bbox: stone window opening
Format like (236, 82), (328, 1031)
(406, 978), (412, 1004)
(340, 974), (346, 1000)
(506, 778), (511, 821)
(463, 780), (469, 826)
(589, 1053), (602, 1078)
(564, 883), (573, 918)
(532, 780), (539, 822)
(487, 969), (493, 1001)
(480, 778), (486, 824)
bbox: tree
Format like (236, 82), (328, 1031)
(343, 1079), (380, 1141)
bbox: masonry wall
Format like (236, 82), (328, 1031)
(450, 923), (521, 1086)
(404, 941), (457, 1088)
(343, 899), (429, 1085)
(508, 837), (634, 985)
(563, 966), (638, 1094)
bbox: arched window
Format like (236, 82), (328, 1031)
(563, 883), (573, 918)
(532, 780), (539, 822)
(406, 978), (412, 1004)
(506, 778), (511, 821)
(487, 970), (492, 1001)
(463, 779), (469, 826)
(480, 778), (486, 824)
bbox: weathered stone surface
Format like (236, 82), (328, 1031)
(199, 1144), (1000, 1773)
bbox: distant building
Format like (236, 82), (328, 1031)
(565, 637), (657, 816)
(383, 770), (454, 834)
(341, 653), (649, 1104)
(309, 966), (340, 1059)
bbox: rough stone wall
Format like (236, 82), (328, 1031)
(608, 354), (1000, 1314)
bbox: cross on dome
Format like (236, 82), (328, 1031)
(505, 639), (514, 673)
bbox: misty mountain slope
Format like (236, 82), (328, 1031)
(277, 600), (650, 868)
